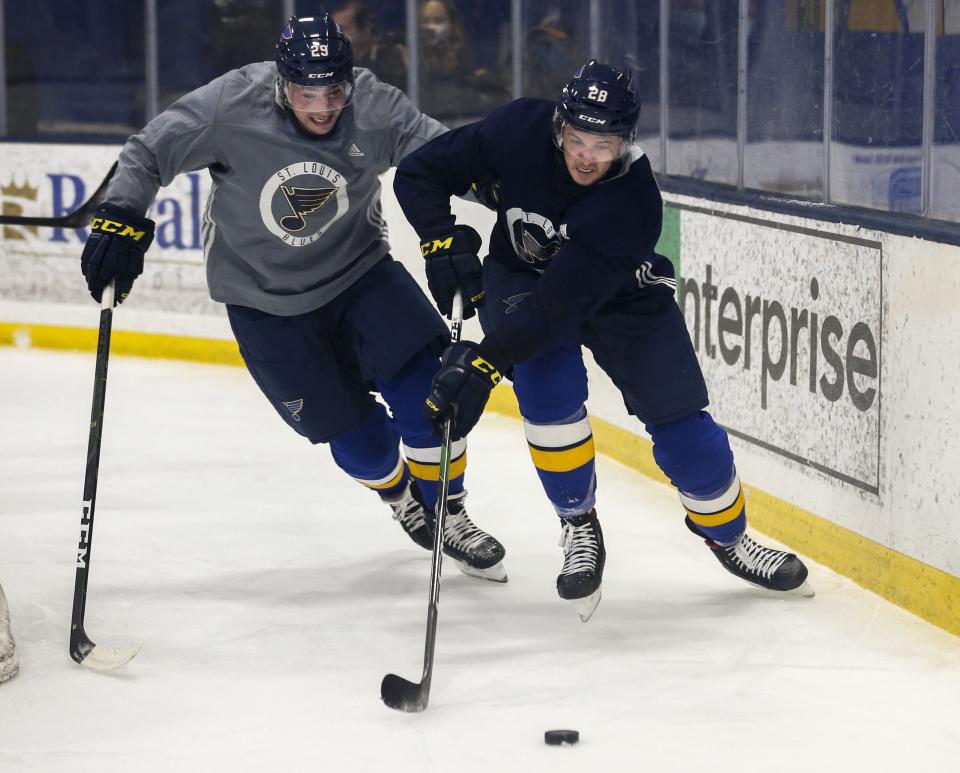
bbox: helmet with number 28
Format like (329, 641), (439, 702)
(275, 14), (355, 114)
(553, 60), (641, 159)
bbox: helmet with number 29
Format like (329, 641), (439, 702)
(275, 14), (355, 114)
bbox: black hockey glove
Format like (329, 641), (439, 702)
(424, 341), (504, 439)
(420, 225), (485, 320)
(470, 179), (501, 211)
(80, 204), (155, 304)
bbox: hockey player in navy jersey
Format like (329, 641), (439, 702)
(77, 13), (506, 582)
(395, 60), (812, 620)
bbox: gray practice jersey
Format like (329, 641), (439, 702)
(106, 63), (446, 315)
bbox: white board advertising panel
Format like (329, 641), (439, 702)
(0, 143), (216, 316)
(678, 206), (883, 494)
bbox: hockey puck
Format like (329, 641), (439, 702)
(544, 729), (579, 746)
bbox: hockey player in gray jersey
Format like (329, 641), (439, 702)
(77, 13), (506, 582)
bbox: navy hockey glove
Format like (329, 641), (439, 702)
(425, 341), (504, 438)
(420, 225), (485, 320)
(470, 179), (501, 211)
(80, 204), (155, 304)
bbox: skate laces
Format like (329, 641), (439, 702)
(442, 509), (492, 552)
(390, 495), (428, 533)
(724, 534), (789, 579)
(559, 519), (599, 576)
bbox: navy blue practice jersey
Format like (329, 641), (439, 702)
(394, 98), (664, 367)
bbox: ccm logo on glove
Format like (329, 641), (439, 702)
(80, 204), (156, 304)
(419, 225), (486, 319)
(470, 356), (502, 384)
(423, 341), (505, 438)
(90, 217), (150, 241)
(421, 236), (454, 256)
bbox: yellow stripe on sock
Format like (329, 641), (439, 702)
(407, 452), (467, 481)
(686, 488), (746, 528)
(362, 465), (406, 490)
(528, 437), (595, 473)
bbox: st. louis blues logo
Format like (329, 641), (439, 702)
(282, 398), (304, 422)
(279, 186), (337, 232)
(259, 161), (349, 247)
(503, 292), (530, 314)
(504, 207), (565, 266)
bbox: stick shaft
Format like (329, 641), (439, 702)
(70, 284), (115, 653)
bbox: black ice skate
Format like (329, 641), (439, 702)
(383, 482), (434, 551)
(685, 516), (815, 597)
(557, 510), (605, 622)
(382, 484), (507, 583)
(442, 491), (508, 583)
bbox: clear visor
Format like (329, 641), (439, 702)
(282, 80), (353, 113)
(556, 122), (630, 164)
(552, 113), (629, 163)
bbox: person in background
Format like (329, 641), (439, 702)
(332, 0), (408, 90)
(77, 12), (507, 584)
(417, 0), (510, 125)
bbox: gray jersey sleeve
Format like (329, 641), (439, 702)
(107, 75), (228, 215)
(379, 83), (448, 168)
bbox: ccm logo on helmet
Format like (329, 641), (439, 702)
(578, 114), (607, 125)
(308, 72), (336, 78)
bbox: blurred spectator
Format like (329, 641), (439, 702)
(523, 9), (581, 99)
(206, 0), (277, 75)
(332, 0), (408, 89)
(417, 0), (509, 125)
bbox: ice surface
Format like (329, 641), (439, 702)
(1, 348), (958, 772)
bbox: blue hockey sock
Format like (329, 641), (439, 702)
(523, 406), (597, 517)
(378, 347), (465, 512)
(329, 404), (409, 499)
(647, 411), (746, 545)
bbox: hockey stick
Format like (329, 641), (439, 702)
(70, 282), (142, 671)
(0, 161), (117, 228)
(381, 290), (464, 712)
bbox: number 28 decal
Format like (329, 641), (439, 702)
(587, 85), (608, 102)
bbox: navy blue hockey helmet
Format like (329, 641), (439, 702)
(553, 60), (641, 147)
(276, 14), (355, 111)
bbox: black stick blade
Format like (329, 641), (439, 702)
(381, 673), (428, 712)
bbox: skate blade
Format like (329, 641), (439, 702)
(568, 588), (602, 623)
(745, 578), (816, 598)
(789, 579), (816, 598)
(454, 559), (508, 583)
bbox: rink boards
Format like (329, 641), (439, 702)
(0, 142), (957, 636)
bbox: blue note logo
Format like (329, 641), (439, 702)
(282, 398), (304, 422)
(259, 162), (349, 247)
(505, 208), (563, 266)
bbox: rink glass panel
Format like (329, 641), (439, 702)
(830, 0), (925, 214)
(744, 2), (825, 200)
(933, 2), (960, 222)
(3, 0), (146, 139)
(596, 0), (662, 173)
(1, 0), (958, 229)
(158, 1), (286, 113)
(415, 0), (513, 128)
(519, 0), (590, 100)
(665, 0), (738, 185)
